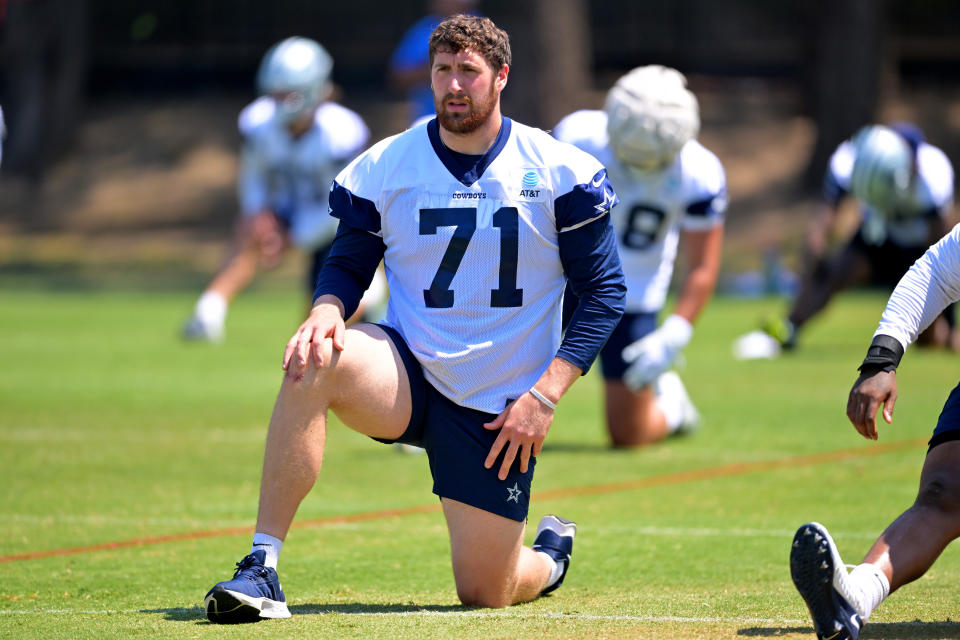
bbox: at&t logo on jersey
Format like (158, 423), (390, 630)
(518, 170), (542, 198)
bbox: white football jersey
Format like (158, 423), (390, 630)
(876, 222), (960, 350)
(554, 109), (726, 312)
(332, 117), (616, 413)
(827, 138), (954, 247)
(238, 97), (369, 250)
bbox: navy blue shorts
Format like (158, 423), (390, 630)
(598, 311), (659, 380)
(372, 324), (535, 522)
(929, 381), (960, 450)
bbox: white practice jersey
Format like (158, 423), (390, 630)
(331, 117), (617, 413)
(826, 138), (954, 248)
(554, 109), (727, 312)
(238, 97), (369, 250)
(875, 222), (960, 351)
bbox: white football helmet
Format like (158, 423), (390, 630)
(256, 37), (333, 124)
(604, 65), (700, 170)
(849, 124), (913, 212)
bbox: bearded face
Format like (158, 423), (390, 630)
(434, 81), (497, 134)
(431, 48), (502, 135)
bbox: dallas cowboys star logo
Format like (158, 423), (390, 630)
(594, 188), (615, 214)
(506, 482), (522, 503)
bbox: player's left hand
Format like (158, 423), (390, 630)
(483, 392), (554, 481)
(622, 314), (693, 390)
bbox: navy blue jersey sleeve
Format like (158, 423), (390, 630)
(313, 221), (386, 319)
(329, 181), (382, 233)
(555, 168), (619, 230)
(556, 215), (626, 374)
(686, 192), (725, 218)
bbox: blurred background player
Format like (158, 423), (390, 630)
(388, 0), (479, 125)
(747, 122), (955, 356)
(791, 222), (960, 640)
(182, 37), (376, 342)
(554, 65), (726, 447)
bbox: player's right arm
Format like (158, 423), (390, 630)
(806, 141), (854, 269)
(236, 100), (290, 264)
(804, 203), (838, 270)
(283, 295), (347, 371)
(237, 98), (275, 219)
(847, 222), (960, 438)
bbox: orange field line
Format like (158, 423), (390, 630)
(0, 437), (926, 564)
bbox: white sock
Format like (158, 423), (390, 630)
(658, 395), (684, 433)
(654, 372), (689, 433)
(195, 291), (227, 326)
(537, 551), (564, 589)
(847, 563), (890, 620)
(251, 532), (283, 569)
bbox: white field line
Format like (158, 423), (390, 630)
(0, 514), (254, 527)
(0, 607), (810, 625)
(0, 518), (882, 541)
(596, 525), (881, 540)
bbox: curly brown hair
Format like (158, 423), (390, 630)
(428, 14), (512, 72)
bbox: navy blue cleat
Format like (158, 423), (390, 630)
(532, 515), (577, 594)
(790, 522), (863, 640)
(204, 550), (291, 623)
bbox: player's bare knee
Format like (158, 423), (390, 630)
(455, 582), (511, 609)
(451, 562), (516, 609)
(608, 414), (663, 447)
(281, 344), (340, 391)
(915, 471), (960, 515)
(282, 362), (325, 388)
(609, 429), (643, 448)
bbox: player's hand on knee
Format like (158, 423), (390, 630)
(282, 300), (346, 371)
(621, 315), (692, 391)
(483, 394), (552, 481)
(846, 370), (897, 440)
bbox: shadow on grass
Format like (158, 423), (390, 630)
(739, 620), (960, 639)
(140, 606), (206, 622)
(143, 602), (475, 624)
(291, 603), (475, 615)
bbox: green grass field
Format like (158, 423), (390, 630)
(2, 283), (959, 639)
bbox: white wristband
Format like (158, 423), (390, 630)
(529, 387), (557, 410)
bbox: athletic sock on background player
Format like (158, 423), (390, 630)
(654, 372), (695, 433)
(195, 291), (227, 328)
(658, 389), (685, 433)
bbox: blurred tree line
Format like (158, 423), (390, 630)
(1, 0), (958, 190)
